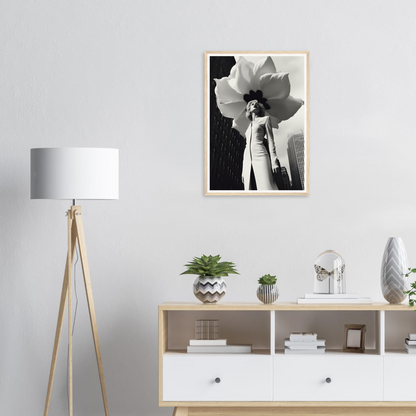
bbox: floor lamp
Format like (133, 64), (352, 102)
(31, 148), (119, 416)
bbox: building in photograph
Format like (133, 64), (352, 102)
(287, 133), (305, 190)
(209, 57), (245, 191)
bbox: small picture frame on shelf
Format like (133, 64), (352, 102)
(343, 324), (366, 353)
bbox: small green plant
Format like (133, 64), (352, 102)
(404, 268), (416, 308)
(180, 255), (238, 277)
(258, 274), (277, 285)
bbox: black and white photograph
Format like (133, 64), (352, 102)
(205, 51), (309, 195)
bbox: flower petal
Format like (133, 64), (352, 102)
(232, 56), (254, 75)
(232, 108), (250, 137)
(227, 57), (254, 95)
(266, 96), (304, 121)
(216, 98), (246, 119)
(214, 77), (244, 103)
(259, 72), (291, 100)
(253, 56), (277, 84)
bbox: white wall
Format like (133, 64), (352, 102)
(1, 0), (416, 414)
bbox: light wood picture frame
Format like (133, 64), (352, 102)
(205, 51), (309, 196)
(343, 324), (366, 353)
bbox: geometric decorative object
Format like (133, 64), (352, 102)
(31, 147), (119, 416)
(193, 276), (226, 304)
(381, 237), (409, 304)
(195, 320), (220, 340)
(343, 324), (366, 353)
(314, 250), (346, 294)
(257, 284), (279, 304)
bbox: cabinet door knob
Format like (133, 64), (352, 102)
(326, 377), (331, 384)
(215, 378), (221, 384)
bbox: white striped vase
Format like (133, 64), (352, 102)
(381, 237), (409, 304)
(257, 284), (279, 304)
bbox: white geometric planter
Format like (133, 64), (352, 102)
(257, 284), (279, 304)
(193, 276), (226, 304)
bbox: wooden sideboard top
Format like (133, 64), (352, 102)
(159, 301), (415, 311)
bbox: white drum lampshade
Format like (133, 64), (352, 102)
(31, 148), (119, 200)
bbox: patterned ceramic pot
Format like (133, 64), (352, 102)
(381, 237), (409, 304)
(193, 276), (226, 304)
(257, 284), (279, 304)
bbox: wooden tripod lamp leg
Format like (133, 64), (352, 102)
(74, 207), (110, 416)
(68, 212), (74, 416)
(44, 218), (77, 416)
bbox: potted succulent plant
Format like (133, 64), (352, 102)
(257, 274), (279, 304)
(180, 255), (238, 304)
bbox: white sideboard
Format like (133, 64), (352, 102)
(159, 302), (416, 416)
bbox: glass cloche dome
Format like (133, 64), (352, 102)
(314, 250), (346, 294)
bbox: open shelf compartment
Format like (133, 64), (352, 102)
(385, 310), (416, 355)
(274, 310), (382, 355)
(165, 310), (271, 355)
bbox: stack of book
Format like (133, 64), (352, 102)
(405, 334), (416, 354)
(297, 293), (372, 304)
(187, 339), (252, 354)
(284, 332), (326, 354)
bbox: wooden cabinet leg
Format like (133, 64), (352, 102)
(173, 407), (189, 416)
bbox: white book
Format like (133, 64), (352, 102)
(187, 345), (252, 354)
(288, 345), (318, 350)
(304, 293), (359, 299)
(189, 339), (227, 346)
(408, 334), (416, 341)
(285, 339), (326, 348)
(298, 297), (372, 304)
(289, 332), (317, 342)
(405, 345), (416, 354)
(284, 346), (325, 354)
(405, 342), (416, 348)
(405, 339), (416, 346)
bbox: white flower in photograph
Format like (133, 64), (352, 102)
(214, 56), (304, 136)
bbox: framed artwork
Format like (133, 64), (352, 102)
(205, 51), (309, 196)
(343, 324), (366, 353)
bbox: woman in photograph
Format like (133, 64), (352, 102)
(242, 100), (279, 191)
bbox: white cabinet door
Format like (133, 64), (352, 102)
(163, 353), (272, 402)
(274, 354), (383, 401)
(384, 355), (416, 401)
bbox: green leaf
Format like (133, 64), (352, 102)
(180, 254), (238, 277)
(258, 274), (277, 285)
